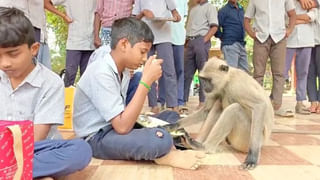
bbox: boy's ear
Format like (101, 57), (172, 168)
(30, 42), (40, 57)
(118, 38), (130, 52)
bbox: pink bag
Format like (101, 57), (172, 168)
(0, 121), (34, 180)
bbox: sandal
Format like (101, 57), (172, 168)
(316, 105), (320, 114)
(274, 109), (295, 117)
(274, 108), (295, 117)
(309, 102), (318, 113)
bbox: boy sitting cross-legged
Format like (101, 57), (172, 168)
(0, 7), (92, 180)
(73, 17), (205, 170)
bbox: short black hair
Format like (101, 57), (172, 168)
(0, 7), (35, 48)
(110, 17), (154, 49)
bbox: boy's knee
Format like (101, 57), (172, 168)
(68, 139), (92, 170)
(148, 128), (173, 157)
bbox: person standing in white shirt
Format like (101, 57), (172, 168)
(45, 0), (96, 87)
(307, 0), (320, 113)
(244, 0), (296, 117)
(284, 0), (318, 114)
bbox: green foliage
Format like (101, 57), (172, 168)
(46, 6), (68, 74)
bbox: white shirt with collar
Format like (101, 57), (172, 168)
(0, 0), (45, 30)
(73, 53), (130, 138)
(314, 8), (320, 45)
(287, 1), (316, 48)
(0, 63), (64, 140)
(0, 0), (29, 19)
(51, 0), (97, 50)
(245, 0), (295, 43)
(28, 0), (45, 29)
(132, 0), (177, 44)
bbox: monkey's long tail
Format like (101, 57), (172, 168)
(272, 129), (320, 135)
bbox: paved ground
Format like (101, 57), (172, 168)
(59, 95), (320, 180)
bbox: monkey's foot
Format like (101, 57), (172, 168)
(240, 161), (257, 170)
(154, 150), (205, 170)
(240, 154), (258, 170)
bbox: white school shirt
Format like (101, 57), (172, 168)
(132, 0), (177, 44)
(51, 0), (97, 50)
(73, 53), (130, 138)
(314, 8), (320, 45)
(171, 0), (188, 46)
(245, 0), (295, 43)
(287, 1), (316, 48)
(0, 63), (64, 139)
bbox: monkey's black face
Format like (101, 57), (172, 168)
(199, 77), (213, 93)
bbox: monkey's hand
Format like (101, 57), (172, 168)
(181, 131), (205, 150)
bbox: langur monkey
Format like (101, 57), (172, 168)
(164, 58), (274, 170)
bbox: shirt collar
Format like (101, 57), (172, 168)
(106, 53), (130, 78)
(227, 1), (242, 9)
(23, 63), (43, 88)
(0, 63), (43, 88)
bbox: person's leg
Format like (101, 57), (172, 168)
(126, 72), (142, 105)
(147, 46), (159, 110)
(33, 27), (41, 43)
(222, 43), (240, 69)
(88, 125), (173, 160)
(307, 47), (318, 111)
(238, 42), (249, 73)
(33, 139), (92, 178)
(295, 48), (312, 102)
(37, 42), (52, 69)
(194, 36), (211, 103)
(314, 45), (320, 102)
(183, 40), (196, 104)
(252, 38), (271, 86)
(88, 125), (204, 170)
(284, 48), (296, 81)
(173, 45), (185, 106)
(79, 50), (93, 76)
(269, 38), (287, 107)
(65, 50), (81, 87)
(156, 43), (178, 108)
(158, 79), (166, 107)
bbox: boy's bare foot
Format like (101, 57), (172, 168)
(154, 150), (205, 170)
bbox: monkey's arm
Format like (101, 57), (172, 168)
(162, 106), (209, 132)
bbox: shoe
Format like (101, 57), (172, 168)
(295, 103), (310, 115)
(178, 106), (189, 118)
(150, 106), (160, 114)
(274, 108), (295, 117)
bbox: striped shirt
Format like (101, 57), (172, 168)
(96, 0), (134, 28)
(0, 63), (65, 140)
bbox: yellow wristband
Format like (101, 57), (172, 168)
(139, 81), (151, 91)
